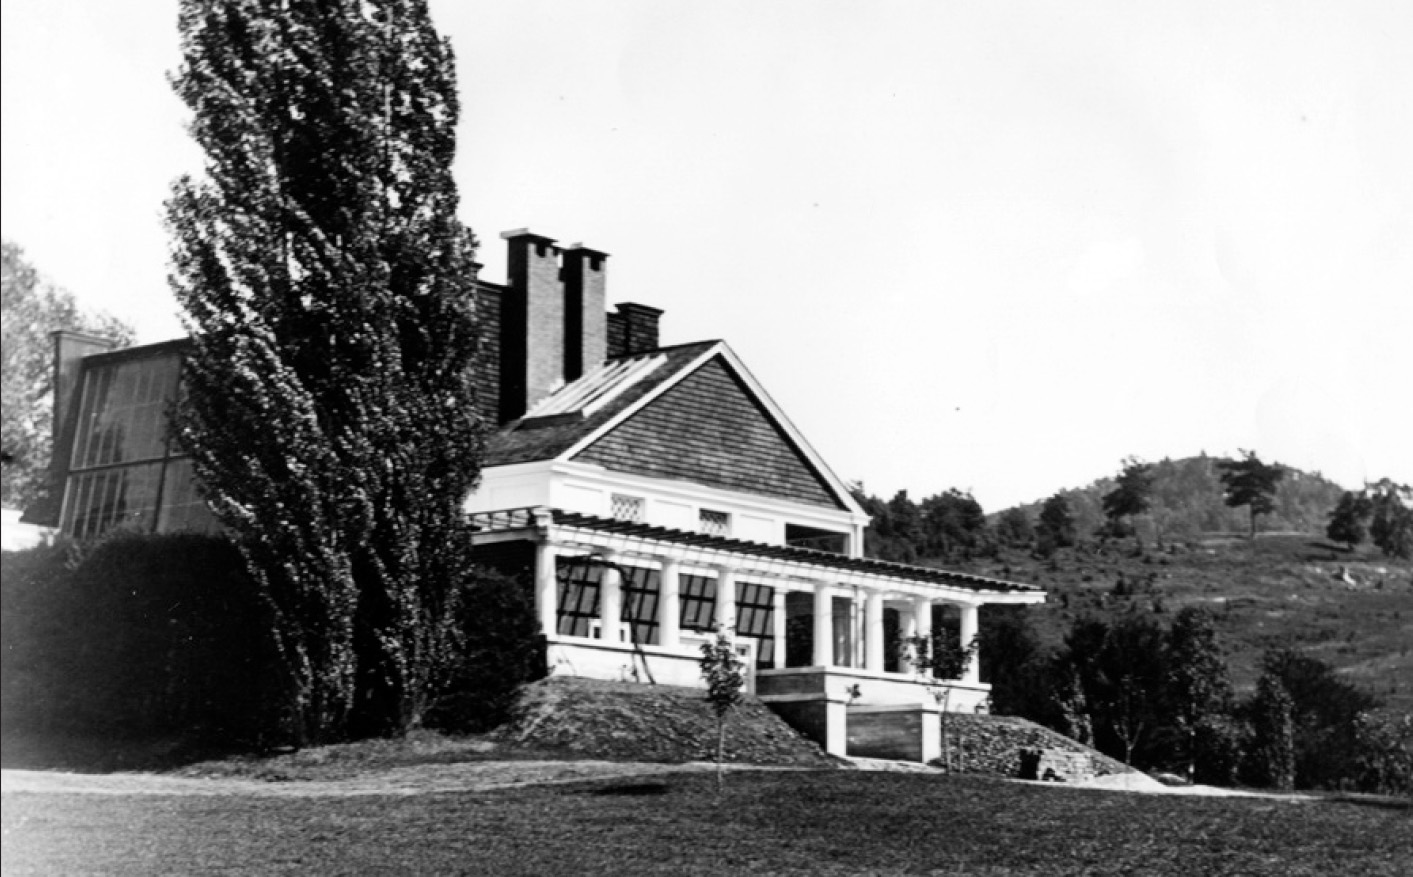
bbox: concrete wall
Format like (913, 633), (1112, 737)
(847, 704), (941, 762)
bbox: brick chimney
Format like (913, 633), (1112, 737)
(497, 230), (612, 423)
(608, 303), (663, 357)
(561, 244), (608, 382)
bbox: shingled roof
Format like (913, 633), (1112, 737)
(483, 341), (719, 467)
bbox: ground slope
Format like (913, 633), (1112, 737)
(491, 676), (837, 766)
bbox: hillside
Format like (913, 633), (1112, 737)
(1006, 454), (1350, 542)
(953, 534), (1413, 713)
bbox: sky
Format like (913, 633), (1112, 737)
(3, 1), (1410, 512)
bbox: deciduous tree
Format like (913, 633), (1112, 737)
(1164, 607), (1232, 783)
(1, 241), (132, 508)
(1368, 480), (1413, 561)
(1035, 492), (1076, 556)
(167, 0), (482, 742)
(699, 627), (746, 792)
(1325, 491), (1372, 551)
(1216, 450), (1284, 540)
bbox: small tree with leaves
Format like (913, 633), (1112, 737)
(699, 626), (746, 792)
(1325, 491), (1372, 551)
(1216, 450), (1284, 540)
(1101, 458), (1153, 548)
(906, 627), (977, 771)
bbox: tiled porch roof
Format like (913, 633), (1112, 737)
(467, 507), (1042, 596)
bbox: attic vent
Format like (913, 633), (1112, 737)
(520, 353), (665, 423)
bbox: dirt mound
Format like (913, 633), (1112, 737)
(491, 676), (836, 766)
(941, 714), (1134, 778)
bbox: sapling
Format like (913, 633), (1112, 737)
(699, 625), (746, 792)
(905, 632), (977, 772)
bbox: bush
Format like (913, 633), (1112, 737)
(2, 533), (290, 752)
(421, 566), (545, 733)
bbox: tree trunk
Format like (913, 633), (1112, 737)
(716, 717), (725, 793)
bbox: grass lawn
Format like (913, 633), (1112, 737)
(4, 771), (1408, 876)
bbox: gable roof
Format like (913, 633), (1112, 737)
(483, 341), (864, 515)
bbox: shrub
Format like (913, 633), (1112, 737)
(421, 566), (545, 734)
(1, 533), (290, 751)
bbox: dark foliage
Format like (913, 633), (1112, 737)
(1034, 493), (1076, 556)
(1368, 480), (1413, 560)
(1, 535), (288, 751)
(1164, 607), (1233, 782)
(1326, 491), (1373, 550)
(1101, 457), (1154, 545)
(1255, 647), (1381, 789)
(994, 506), (1034, 548)
(856, 487), (991, 562)
(1217, 450), (1286, 539)
(422, 566), (546, 733)
(167, 0), (483, 742)
(1245, 671), (1296, 791)
(977, 605), (1050, 719)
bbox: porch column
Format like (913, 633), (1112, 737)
(958, 601), (980, 684)
(534, 541), (559, 637)
(898, 601), (918, 674)
(713, 565), (737, 636)
(912, 596), (933, 677)
(658, 558), (682, 650)
(771, 588), (787, 668)
(599, 552), (623, 642)
(864, 589), (885, 673)
(812, 585), (834, 666)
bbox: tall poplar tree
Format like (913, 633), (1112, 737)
(166, 0), (483, 742)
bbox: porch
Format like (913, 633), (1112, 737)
(469, 507), (1045, 758)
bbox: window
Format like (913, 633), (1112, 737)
(555, 556), (661, 644)
(699, 508), (731, 537)
(61, 353), (218, 540)
(735, 581), (776, 669)
(620, 565), (661, 645)
(679, 573), (717, 632)
(610, 494), (644, 523)
(785, 523), (848, 554)
(555, 557), (602, 638)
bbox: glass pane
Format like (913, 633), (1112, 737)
(66, 462), (163, 540)
(74, 356), (181, 469)
(156, 457), (218, 533)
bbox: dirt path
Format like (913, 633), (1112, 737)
(1, 761), (748, 798)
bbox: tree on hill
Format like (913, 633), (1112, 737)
(994, 507), (1033, 548)
(1, 241), (133, 508)
(1325, 491), (1372, 551)
(1034, 493), (1076, 556)
(1368, 480), (1413, 560)
(1216, 450), (1285, 539)
(920, 489), (989, 559)
(167, 0), (482, 743)
(1100, 458), (1153, 546)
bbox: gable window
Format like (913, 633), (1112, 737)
(785, 523), (848, 554)
(610, 493), (644, 523)
(699, 508), (731, 537)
